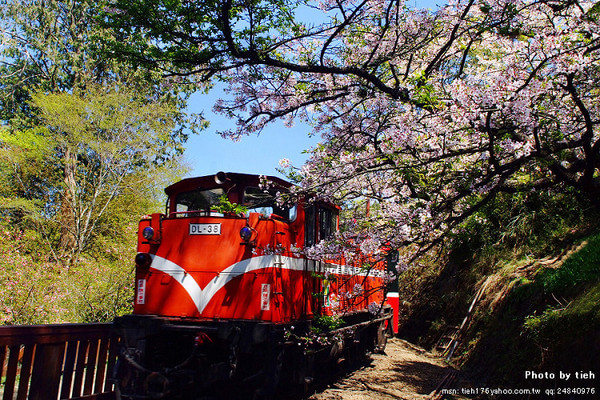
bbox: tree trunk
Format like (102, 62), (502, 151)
(59, 146), (78, 265)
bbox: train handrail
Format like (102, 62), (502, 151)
(0, 323), (117, 400)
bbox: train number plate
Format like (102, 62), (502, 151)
(189, 223), (221, 235)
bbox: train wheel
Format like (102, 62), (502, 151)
(253, 344), (284, 399)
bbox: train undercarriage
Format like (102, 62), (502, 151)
(112, 307), (392, 400)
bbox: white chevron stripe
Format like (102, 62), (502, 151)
(148, 254), (383, 314)
(149, 254), (310, 314)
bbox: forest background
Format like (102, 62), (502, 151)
(0, 0), (599, 389)
(0, 0), (205, 324)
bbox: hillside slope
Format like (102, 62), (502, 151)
(396, 229), (600, 397)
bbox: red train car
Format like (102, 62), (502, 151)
(113, 172), (393, 399)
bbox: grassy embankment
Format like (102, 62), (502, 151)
(395, 193), (600, 391)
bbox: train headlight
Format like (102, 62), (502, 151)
(240, 226), (253, 242)
(135, 252), (152, 268)
(142, 226), (155, 240)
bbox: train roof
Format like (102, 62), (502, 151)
(164, 172), (293, 196)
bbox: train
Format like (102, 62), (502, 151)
(112, 172), (397, 399)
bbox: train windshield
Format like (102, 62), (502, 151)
(243, 187), (296, 220)
(174, 188), (225, 213)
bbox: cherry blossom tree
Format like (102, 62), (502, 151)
(105, 0), (600, 265)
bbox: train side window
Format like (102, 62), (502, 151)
(304, 205), (315, 247)
(386, 250), (400, 292)
(175, 188), (224, 214)
(318, 207), (337, 241)
(305, 205), (337, 247)
(288, 204), (297, 222)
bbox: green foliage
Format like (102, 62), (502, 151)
(311, 314), (345, 333)
(396, 183), (600, 386)
(66, 243), (136, 323)
(523, 282), (600, 341)
(450, 188), (594, 261)
(0, 142), (186, 324)
(0, 0), (203, 128)
(522, 232), (600, 342)
(587, 2), (600, 21)
(537, 232), (600, 293)
(0, 0), (197, 325)
(0, 86), (188, 260)
(213, 194), (248, 214)
(0, 228), (64, 324)
(103, 0), (301, 77)
(30, 86), (181, 166)
(0, 0), (108, 122)
(0, 222), (136, 324)
(407, 73), (439, 110)
(455, 228), (600, 386)
(0, 126), (62, 225)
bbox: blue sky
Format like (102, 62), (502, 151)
(184, 88), (319, 179)
(183, 0), (443, 180)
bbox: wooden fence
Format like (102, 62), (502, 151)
(0, 323), (117, 400)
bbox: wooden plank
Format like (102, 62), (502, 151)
(29, 343), (66, 400)
(0, 323), (116, 400)
(0, 324), (112, 347)
(0, 346), (6, 387)
(3, 345), (20, 400)
(104, 336), (118, 392)
(16, 344), (35, 400)
(83, 339), (99, 395)
(60, 340), (80, 400)
(94, 338), (109, 394)
(69, 392), (116, 400)
(72, 340), (89, 398)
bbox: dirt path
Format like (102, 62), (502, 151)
(306, 338), (470, 400)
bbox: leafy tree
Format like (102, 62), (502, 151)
(0, 0), (199, 323)
(34, 86), (183, 258)
(0, 0), (202, 259)
(0, 0), (201, 123)
(2, 85), (189, 259)
(105, 0), (600, 265)
(0, 86), (189, 323)
(0, 0), (203, 177)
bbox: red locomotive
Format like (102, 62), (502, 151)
(113, 172), (394, 399)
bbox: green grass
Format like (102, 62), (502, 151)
(524, 281), (600, 340)
(457, 229), (600, 386)
(536, 232), (600, 293)
(524, 232), (600, 338)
